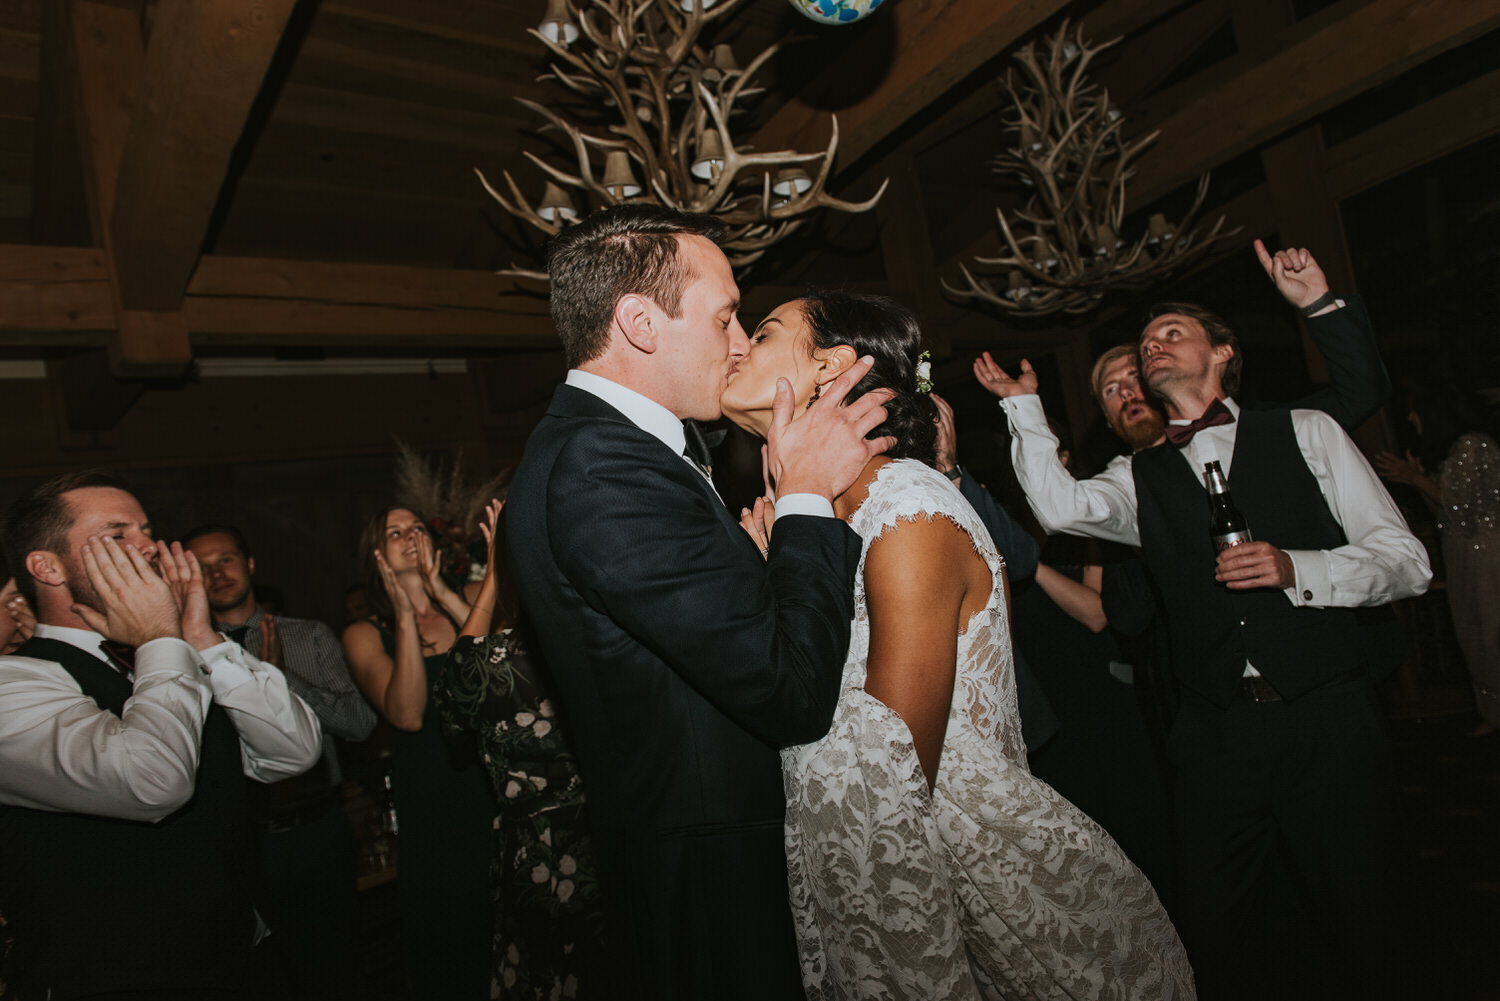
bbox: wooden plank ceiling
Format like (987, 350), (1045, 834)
(0, 0), (1495, 367)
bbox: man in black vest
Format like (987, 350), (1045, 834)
(992, 281), (1430, 997)
(507, 205), (892, 998)
(0, 471), (323, 1000)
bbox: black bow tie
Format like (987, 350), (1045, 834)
(225, 625), (250, 647)
(1165, 398), (1235, 448)
(682, 419), (724, 474)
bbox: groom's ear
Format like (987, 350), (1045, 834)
(614, 294), (658, 354)
(813, 344), (859, 385)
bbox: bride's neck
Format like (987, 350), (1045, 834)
(833, 455), (893, 522)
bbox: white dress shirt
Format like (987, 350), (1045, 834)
(567, 368), (835, 519)
(0, 623), (322, 822)
(1001, 394), (1431, 609)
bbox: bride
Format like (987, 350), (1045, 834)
(720, 289), (1195, 1000)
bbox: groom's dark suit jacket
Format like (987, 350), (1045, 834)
(507, 384), (861, 999)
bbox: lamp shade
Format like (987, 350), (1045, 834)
(602, 151), (642, 198)
(537, 182), (579, 223)
(691, 130), (725, 181)
(539, 0), (580, 44)
(771, 168), (812, 198)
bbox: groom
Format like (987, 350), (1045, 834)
(507, 205), (893, 998)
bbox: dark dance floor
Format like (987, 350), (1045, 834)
(1392, 707), (1500, 1001)
(355, 685), (1500, 1001)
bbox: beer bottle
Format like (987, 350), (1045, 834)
(1203, 460), (1252, 552)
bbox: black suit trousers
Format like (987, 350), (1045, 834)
(1170, 678), (1423, 1001)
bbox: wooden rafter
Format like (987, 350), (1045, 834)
(1126, 0), (1500, 210)
(0, 246), (556, 348)
(109, 0), (301, 312)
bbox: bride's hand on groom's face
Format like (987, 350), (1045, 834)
(767, 355), (896, 500)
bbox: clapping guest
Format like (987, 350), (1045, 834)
(183, 524), (376, 1001)
(1376, 379), (1500, 736)
(342, 506), (493, 1000)
(0, 471), (321, 999)
(437, 500), (605, 999)
(0, 575), (35, 655)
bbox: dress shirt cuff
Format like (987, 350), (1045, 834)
(776, 493), (835, 519)
(196, 639), (265, 690)
(999, 394), (1048, 429)
(133, 636), (211, 681)
(1283, 550), (1332, 607)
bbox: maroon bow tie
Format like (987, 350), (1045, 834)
(99, 640), (136, 677)
(1164, 398), (1235, 447)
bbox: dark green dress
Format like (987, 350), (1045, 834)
(438, 631), (605, 999)
(377, 630), (494, 1000)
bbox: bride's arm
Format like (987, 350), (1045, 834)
(863, 517), (979, 789)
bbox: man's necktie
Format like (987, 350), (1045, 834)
(682, 419), (722, 476)
(1164, 398), (1235, 448)
(225, 625), (250, 647)
(99, 640), (136, 677)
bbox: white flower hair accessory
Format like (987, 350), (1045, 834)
(914, 350), (933, 394)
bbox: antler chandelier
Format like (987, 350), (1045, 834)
(479, 0), (886, 278)
(945, 21), (1235, 317)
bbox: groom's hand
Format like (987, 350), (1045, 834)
(769, 354), (896, 501)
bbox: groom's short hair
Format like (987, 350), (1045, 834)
(546, 204), (727, 368)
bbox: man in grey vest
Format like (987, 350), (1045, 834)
(991, 281), (1429, 998)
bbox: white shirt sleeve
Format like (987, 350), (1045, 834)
(1001, 395), (1141, 545)
(775, 493), (836, 520)
(0, 637), (213, 821)
(199, 639), (324, 781)
(1282, 409), (1432, 607)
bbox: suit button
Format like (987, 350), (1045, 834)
(1302, 589), (1313, 600)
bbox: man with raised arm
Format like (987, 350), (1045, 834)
(978, 244), (1429, 999)
(0, 471), (322, 1000)
(506, 205), (893, 1000)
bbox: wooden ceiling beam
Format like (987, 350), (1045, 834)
(1125, 0), (1500, 210)
(69, 0), (191, 378)
(1323, 64), (1500, 198)
(108, 0), (300, 311)
(0, 245), (557, 347)
(30, 0), (92, 245)
(752, 0), (1070, 169)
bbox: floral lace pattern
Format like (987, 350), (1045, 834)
(783, 459), (1195, 1000)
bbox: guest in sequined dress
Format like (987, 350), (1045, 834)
(1377, 382), (1500, 735)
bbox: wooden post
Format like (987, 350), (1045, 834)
(69, 0), (192, 379)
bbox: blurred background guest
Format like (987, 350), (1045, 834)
(183, 524), (376, 1001)
(342, 506), (493, 1000)
(1376, 376), (1500, 737)
(0, 574), (34, 656)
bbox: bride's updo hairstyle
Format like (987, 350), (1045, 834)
(799, 289), (938, 465)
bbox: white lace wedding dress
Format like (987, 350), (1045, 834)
(783, 459), (1195, 1000)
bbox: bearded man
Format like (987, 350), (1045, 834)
(0, 471), (321, 1001)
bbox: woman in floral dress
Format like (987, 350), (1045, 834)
(438, 500), (606, 998)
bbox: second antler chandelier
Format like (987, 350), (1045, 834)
(946, 21), (1235, 318)
(480, 0), (886, 278)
